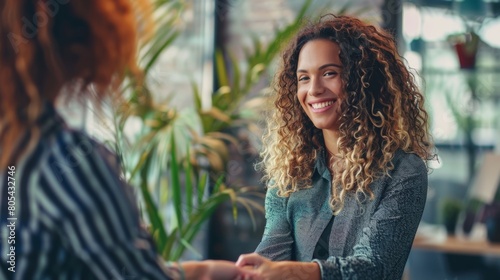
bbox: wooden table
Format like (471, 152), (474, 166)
(412, 234), (500, 256)
(407, 234), (500, 279)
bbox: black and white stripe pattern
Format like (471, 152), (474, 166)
(1, 104), (173, 279)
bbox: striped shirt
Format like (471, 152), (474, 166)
(0, 104), (175, 279)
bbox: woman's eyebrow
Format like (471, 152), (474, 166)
(297, 63), (342, 73)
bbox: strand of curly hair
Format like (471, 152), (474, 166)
(258, 15), (434, 214)
(0, 0), (153, 168)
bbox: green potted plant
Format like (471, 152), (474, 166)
(440, 198), (464, 235)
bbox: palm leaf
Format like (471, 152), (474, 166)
(139, 149), (169, 252)
(169, 134), (184, 230)
(185, 146), (194, 216)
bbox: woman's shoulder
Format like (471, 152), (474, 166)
(29, 119), (122, 186)
(26, 104), (119, 173)
(390, 149), (427, 178)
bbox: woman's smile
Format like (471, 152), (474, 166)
(309, 99), (337, 112)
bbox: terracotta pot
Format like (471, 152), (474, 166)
(454, 42), (477, 69)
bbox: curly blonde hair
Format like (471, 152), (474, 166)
(0, 0), (145, 168)
(259, 15), (434, 214)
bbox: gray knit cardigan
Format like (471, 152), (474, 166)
(255, 150), (428, 280)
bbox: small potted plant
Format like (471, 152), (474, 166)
(440, 198), (464, 235)
(447, 31), (480, 69)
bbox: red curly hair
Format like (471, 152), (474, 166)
(259, 15), (434, 213)
(0, 0), (139, 167)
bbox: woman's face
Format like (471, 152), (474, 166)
(296, 39), (344, 133)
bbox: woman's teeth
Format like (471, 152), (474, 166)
(311, 101), (334, 109)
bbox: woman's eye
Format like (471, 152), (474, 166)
(324, 72), (337, 76)
(298, 76), (309, 81)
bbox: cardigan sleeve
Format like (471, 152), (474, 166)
(312, 160), (427, 280)
(255, 187), (295, 261)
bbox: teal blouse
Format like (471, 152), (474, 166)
(255, 149), (428, 280)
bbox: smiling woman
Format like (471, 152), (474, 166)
(237, 14), (436, 280)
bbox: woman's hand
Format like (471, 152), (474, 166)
(182, 260), (258, 280)
(236, 253), (271, 269)
(236, 253), (321, 280)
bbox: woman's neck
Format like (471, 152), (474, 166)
(322, 129), (341, 174)
(322, 129), (339, 156)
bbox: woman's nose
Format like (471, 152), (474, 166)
(308, 78), (325, 96)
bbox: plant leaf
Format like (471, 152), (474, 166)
(169, 133), (184, 230)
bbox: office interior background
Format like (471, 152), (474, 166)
(57, 0), (500, 279)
